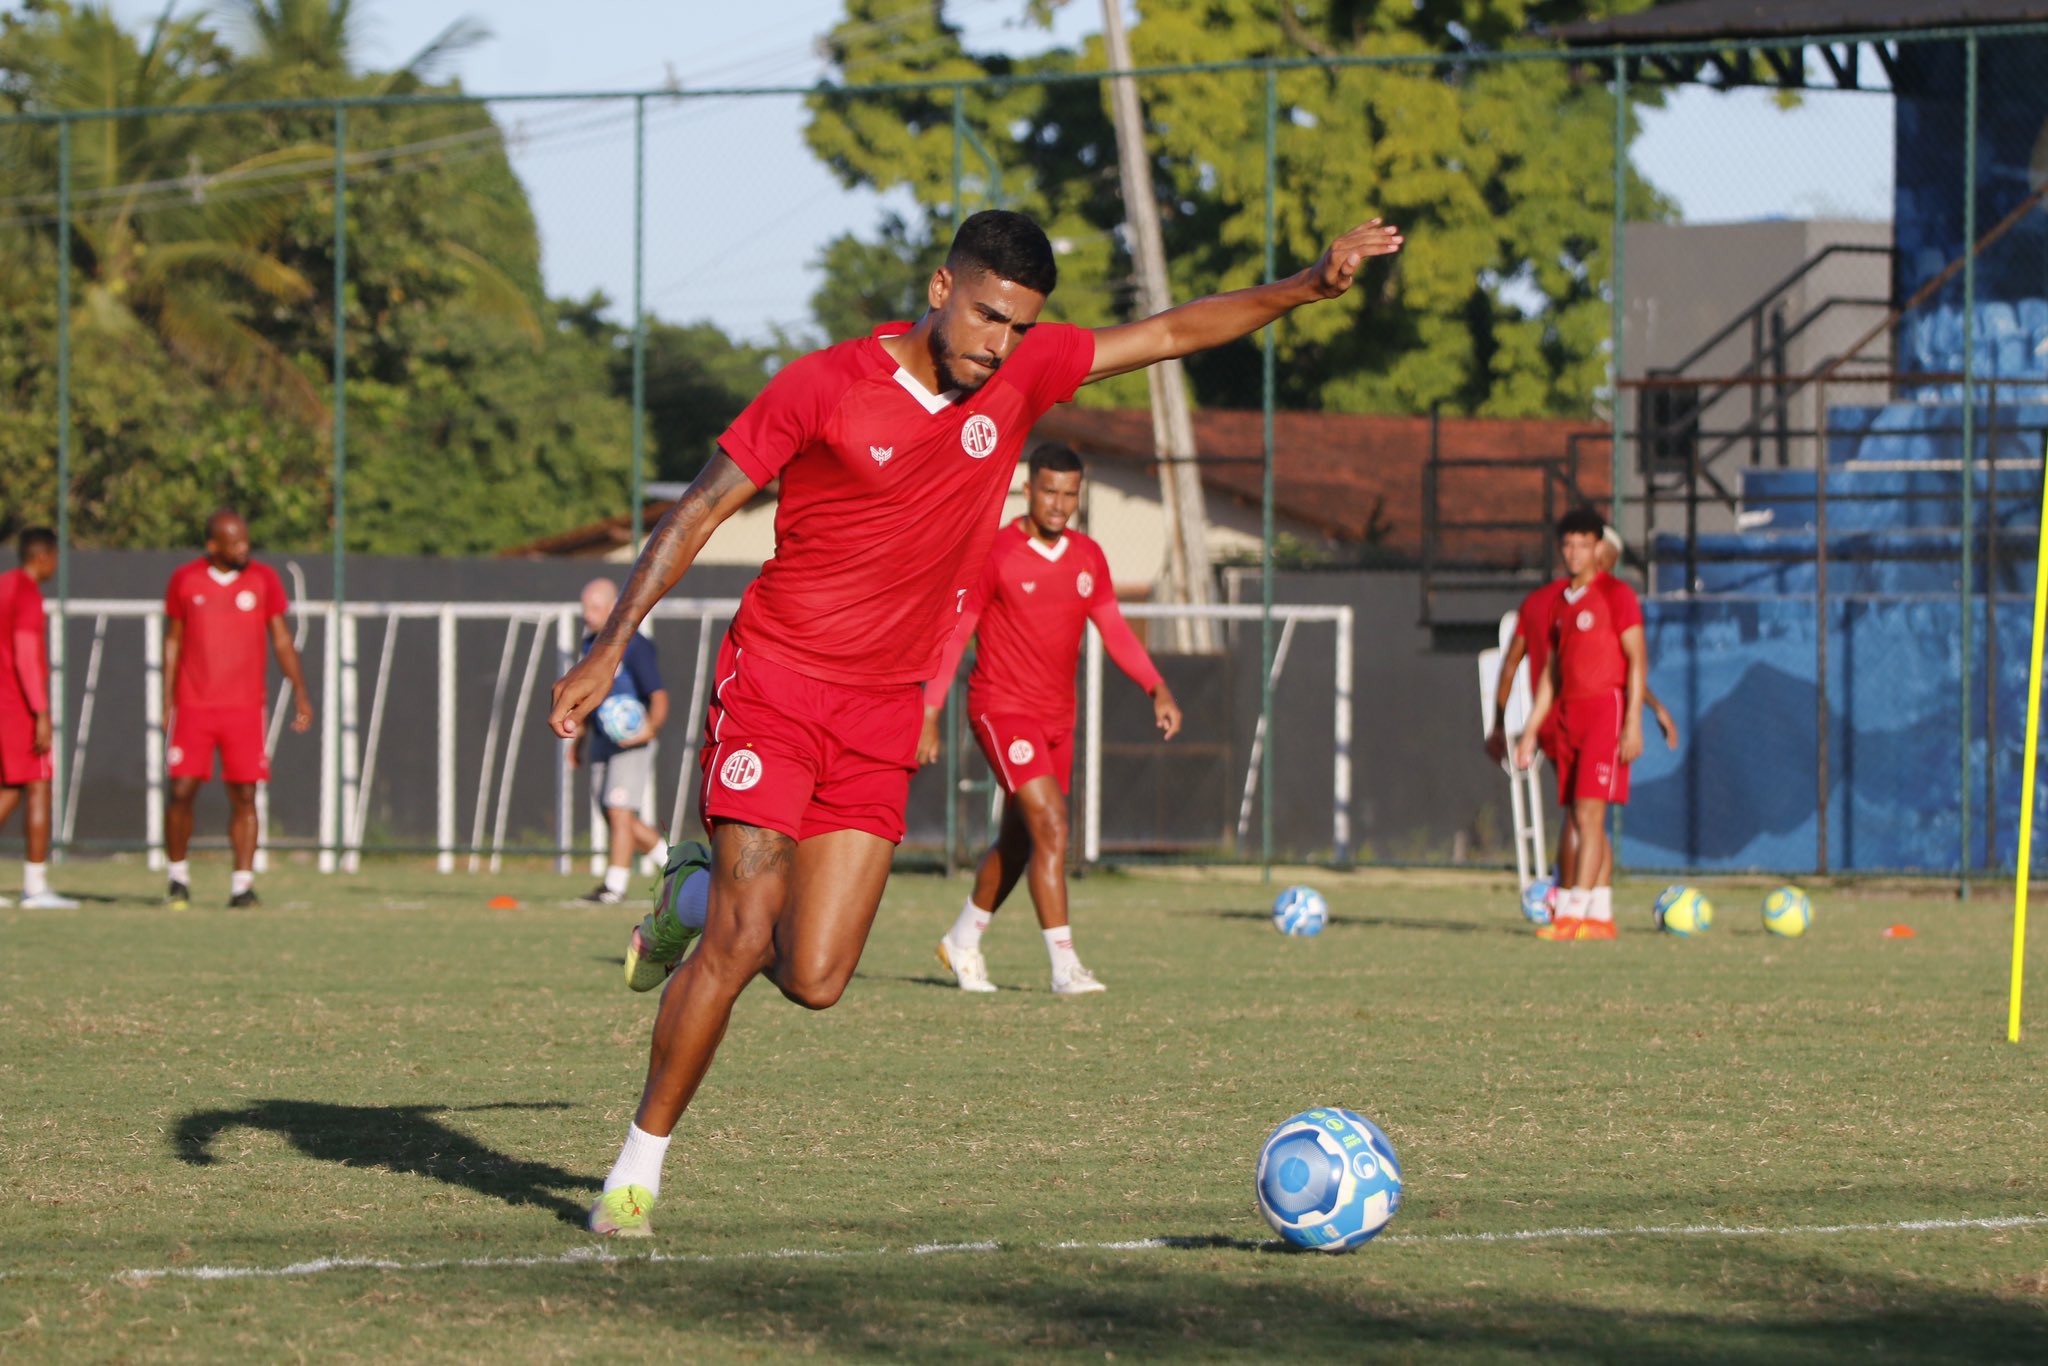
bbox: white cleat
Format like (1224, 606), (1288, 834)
(936, 937), (998, 993)
(20, 891), (80, 910)
(1051, 964), (1107, 996)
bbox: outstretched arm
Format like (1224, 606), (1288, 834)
(1083, 218), (1403, 384)
(549, 453), (758, 739)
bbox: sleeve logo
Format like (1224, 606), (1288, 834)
(719, 749), (763, 791)
(960, 413), (999, 459)
(1007, 738), (1036, 765)
(1075, 571), (1094, 597)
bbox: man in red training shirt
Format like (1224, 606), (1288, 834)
(548, 208), (1405, 1238)
(0, 527), (77, 909)
(1515, 509), (1646, 941)
(919, 443), (1180, 996)
(1487, 526), (1676, 898)
(163, 510), (314, 909)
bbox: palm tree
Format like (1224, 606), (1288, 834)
(217, 0), (493, 96)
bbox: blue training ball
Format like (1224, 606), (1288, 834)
(1520, 875), (1556, 925)
(1272, 885), (1328, 937)
(595, 694), (648, 745)
(1254, 1107), (1403, 1252)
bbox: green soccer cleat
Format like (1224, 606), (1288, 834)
(623, 841), (710, 993)
(587, 1183), (656, 1238)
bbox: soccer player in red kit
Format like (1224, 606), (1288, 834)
(163, 510), (314, 909)
(0, 527), (77, 909)
(919, 443), (1180, 996)
(1487, 526), (1675, 897)
(549, 208), (1404, 1237)
(1515, 508), (1647, 941)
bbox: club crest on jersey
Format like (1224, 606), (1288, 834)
(1576, 609), (1595, 631)
(1007, 738), (1035, 765)
(960, 413), (999, 459)
(869, 445), (894, 465)
(1075, 571), (1094, 597)
(719, 749), (763, 791)
(235, 589), (259, 612)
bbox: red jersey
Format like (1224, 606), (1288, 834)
(165, 559), (288, 708)
(1551, 572), (1642, 699)
(717, 321), (1095, 687)
(0, 568), (49, 717)
(1512, 578), (1566, 684)
(925, 520), (1163, 725)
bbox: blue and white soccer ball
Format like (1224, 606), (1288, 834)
(595, 694), (648, 745)
(1254, 1107), (1403, 1252)
(1654, 884), (1714, 937)
(1762, 885), (1812, 938)
(1520, 875), (1556, 925)
(1272, 885), (1328, 937)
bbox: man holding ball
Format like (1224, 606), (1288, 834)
(573, 577), (670, 905)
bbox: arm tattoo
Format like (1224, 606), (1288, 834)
(725, 825), (796, 883)
(598, 453), (755, 650)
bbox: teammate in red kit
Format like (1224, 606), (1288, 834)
(1515, 509), (1646, 941)
(162, 510), (314, 910)
(1486, 525), (1676, 898)
(919, 443), (1180, 996)
(0, 527), (77, 910)
(548, 208), (1404, 1237)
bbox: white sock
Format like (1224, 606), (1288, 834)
(1560, 888), (1589, 920)
(674, 867), (709, 930)
(1043, 925), (1080, 977)
(649, 839), (669, 867)
(167, 860), (191, 885)
(1587, 886), (1613, 924)
(604, 865), (630, 895)
(604, 1122), (671, 1197)
(948, 897), (992, 950)
(231, 869), (255, 896)
(23, 862), (48, 897)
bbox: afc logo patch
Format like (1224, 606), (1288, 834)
(1593, 761), (1613, 788)
(167, 745), (184, 766)
(1007, 738), (1036, 765)
(235, 589), (259, 612)
(719, 749), (763, 791)
(960, 413), (999, 459)
(1075, 571), (1094, 597)
(1575, 609), (1595, 631)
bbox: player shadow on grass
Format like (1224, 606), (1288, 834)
(172, 1099), (599, 1226)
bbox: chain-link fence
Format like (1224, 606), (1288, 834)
(3, 14), (2046, 876)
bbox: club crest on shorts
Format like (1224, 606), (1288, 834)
(719, 749), (763, 791)
(607, 786), (632, 807)
(236, 589), (259, 612)
(1075, 571), (1094, 597)
(167, 745), (184, 766)
(1007, 738), (1035, 765)
(1576, 609), (1595, 631)
(960, 413), (999, 459)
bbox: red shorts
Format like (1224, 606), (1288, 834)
(1534, 718), (1564, 764)
(1554, 690), (1629, 806)
(699, 640), (923, 844)
(0, 708), (51, 786)
(972, 712), (1075, 796)
(169, 704), (270, 784)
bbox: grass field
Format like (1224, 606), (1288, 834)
(2, 859), (2046, 1363)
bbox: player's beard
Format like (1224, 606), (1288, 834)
(928, 318), (997, 396)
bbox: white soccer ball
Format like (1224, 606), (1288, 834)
(1272, 885), (1328, 936)
(1254, 1107), (1403, 1252)
(595, 694), (648, 745)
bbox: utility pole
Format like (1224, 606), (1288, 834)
(1100, 0), (1217, 651)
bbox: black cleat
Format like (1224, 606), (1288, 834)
(167, 880), (191, 911)
(580, 884), (625, 905)
(228, 888), (261, 909)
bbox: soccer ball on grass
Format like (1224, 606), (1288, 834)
(1654, 885), (1713, 937)
(1520, 875), (1556, 925)
(1271, 885), (1328, 936)
(1762, 885), (1812, 937)
(1254, 1107), (1402, 1251)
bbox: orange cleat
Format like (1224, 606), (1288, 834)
(1536, 916), (1584, 941)
(1576, 919), (1617, 941)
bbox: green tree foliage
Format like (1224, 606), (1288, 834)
(805, 0), (1670, 417)
(0, 1), (771, 555)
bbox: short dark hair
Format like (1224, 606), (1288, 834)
(1027, 443), (1084, 479)
(946, 210), (1057, 296)
(17, 527), (55, 561)
(1557, 507), (1607, 540)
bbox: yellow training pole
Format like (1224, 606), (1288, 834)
(2011, 438), (2048, 1043)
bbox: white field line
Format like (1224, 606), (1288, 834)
(0, 1212), (2033, 1286)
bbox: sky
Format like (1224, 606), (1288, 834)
(88, 1), (1895, 342)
